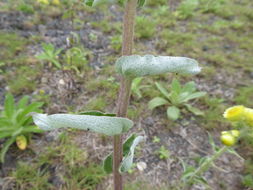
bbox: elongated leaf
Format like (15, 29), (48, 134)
(31, 113), (133, 136)
(171, 79), (181, 94)
(80, 111), (116, 117)
(103, 134), (137, 174)
(0, 136), (16, 163)
(182, 92), (206, 103)
(148, 97), (169, 110)
(185, 104), (204, 116)
(120, 136), (144, 173)
(84, 0), (115, 6)
(155, 82), (171, 99)
(103, 153), (113, 174)
(17, 102), (43, 126)
(167, 106), (180, 120)
(17, 96), (29, 109)
(4, 93), (15, 119)
(116, 55), (201, 78)
(138, 0), (146, 7)
(182, 81), (196, 94)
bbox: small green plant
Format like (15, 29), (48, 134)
(242, 174), (253, 188)
(36, 43), (63, 68)
(131, 77), (149, 99)
(64, 46), (90, 75)
(175, 0), (199, 20)
(152, 136), (161, 143)
(110, 35), (122, 52)
(0, 93), (43, 163)
(148, 79), (206, 120)
(135, 16), (156, 39)
(156, 145), (170, 160)
(0, 62), (5, 73)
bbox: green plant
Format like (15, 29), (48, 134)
(17, 2), (34, 14)
(0, 93), (43, 163)
(156, 145), (170, 160)
(131, 77), (149, 99)
(31, 1), (202, 190)
(64, 46), (91, 75)
(242, 174), (253, 188)
(0, 62), (5, 73)
(152, 136), (161, 143)
(148, 79), (206, 120)
(135, 16), (156, 39)
(110, 35), (122, 52)
(175, 0), (199, 20)
(36, 43), (63, 68)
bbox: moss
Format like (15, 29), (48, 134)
(85, 96), (108, 111)
(135, 16), (156, 39)
(146, 0), (168, 7)
(6, 64), (41, 95)
(156, 31), (195, 53)
(12, 133), (105, 190)
(199, 96), (226, 129)
(11, 162), (52, 190)
(0, 32), (27, 62)
(234, 86), (253, 107)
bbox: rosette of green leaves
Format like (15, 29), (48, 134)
(0, 94), (43, 163)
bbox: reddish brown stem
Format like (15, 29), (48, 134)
(113, 0), (138, 190)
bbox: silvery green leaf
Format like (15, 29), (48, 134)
(84, 0), (116, 6)
(115, 55), (201, 78)
(103, 134), (137, 174)
(31, 113), (133, 136)
(119, 136), (144, 173)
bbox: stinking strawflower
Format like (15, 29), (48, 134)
(37, 0), (49, 5)
(223, 105), (245, 122)
(220, 130), (240, 146)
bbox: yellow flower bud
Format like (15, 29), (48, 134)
(220, 133), (236, 146)
(37, 0), (49, 5)
(223, 105), (245, 122)
(52, 0), (60, 5)
(16, 135), (27, 150)
(244, 108), (253, 127)
(230, 130), (240, 137)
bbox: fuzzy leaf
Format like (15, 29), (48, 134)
(80, 111), (116, 117)
(31, 113), (133, 136)
(138, 0), (146, 7)
(103, 134), (144, 174)
(148, 97), (169, 110)
(4, 93), (15, 119)
(167, 106), (180, 120)
(185, 104), (204, 116)
(84, 0), (116, 6)
(119, 136), (144, 173)
(116, 55), (201, 78)
(181, 92), (206, 102)
(155, 82), (171, 99)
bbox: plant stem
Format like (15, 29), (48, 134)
(114, 0), (138, 190)
(185, 146), (228, 189)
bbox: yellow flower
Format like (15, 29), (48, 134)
(220, 133), (235, 146)
(16, 135), (27, 150)
(220, 130), (240, 146)
(37, 0), (49, 5)
(52, 0), (60, 5)
(223, 105), (245, 122)
(244, 108), (253, 127)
